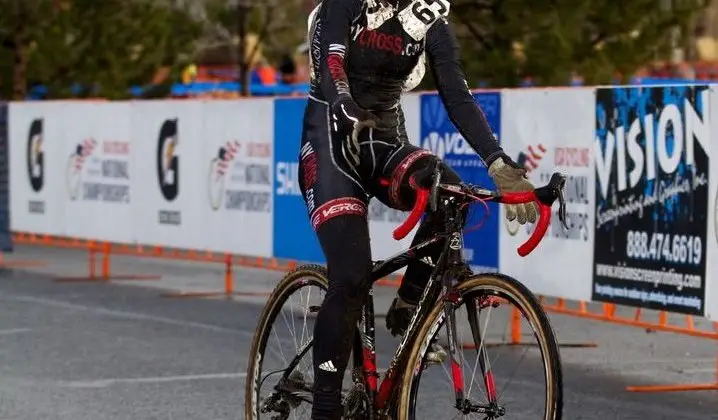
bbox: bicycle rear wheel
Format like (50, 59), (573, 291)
(244, 264), (329, 419)
(398, 273), (563, 419)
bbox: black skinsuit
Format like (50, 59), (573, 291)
(299, 1), (508, 418)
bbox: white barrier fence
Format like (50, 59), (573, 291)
(8, 86), (718, 322)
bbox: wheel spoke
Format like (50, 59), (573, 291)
(402, 276), (562, 420)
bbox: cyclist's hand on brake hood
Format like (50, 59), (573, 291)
(489, 157), (538, 225)
(330, 94), (387, 167)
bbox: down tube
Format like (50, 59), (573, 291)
(361, 293), (378, 402)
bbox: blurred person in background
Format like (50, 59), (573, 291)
(253, 57), (278, 86)
(695, 22), (717, 61)
(181, 64), (198, 85)
(279, 53), (297, 84)
(294, 42), (311, 83)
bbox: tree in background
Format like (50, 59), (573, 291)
(201, 0), (308, 95)
(0, 0), (711, 98)
(0, 0), (202, 99)
(430, 0), (710, 89)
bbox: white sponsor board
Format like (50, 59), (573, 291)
(131, 101), (207, 249)
(499, 88), (595, 302)
(202, 100), (274, 257)
(62, 102), (134, 243)
(403, 93), (421, 147)
(9, 102), (68, 235)
(706, 85), (718, 322)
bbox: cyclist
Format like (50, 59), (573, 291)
(299, 1), (538, 418)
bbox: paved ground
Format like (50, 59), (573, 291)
(0, 244), (716, 419)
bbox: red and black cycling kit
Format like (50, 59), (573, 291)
(298, 1), (510, 418)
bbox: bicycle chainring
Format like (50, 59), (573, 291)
(342, 381), (370, 419)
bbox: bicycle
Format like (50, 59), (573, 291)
(245, 162), (568, 419)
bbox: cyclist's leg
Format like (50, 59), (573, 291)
(299, 98), (372, 420)
(369, 142), (467, 335)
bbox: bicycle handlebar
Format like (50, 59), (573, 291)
(392, 171), (568, 257)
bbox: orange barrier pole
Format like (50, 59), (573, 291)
(463, 305), (597, 350)
(97, 242), (160, 281)
(55, 241), (101, 283)
(55, 241), (160, 282)
(162, 252), (237, 298)
(88, 242), (96, 278)
(101, 242), (110, 280)
(224, 253), (233, 295)
(542, 301), (718, 340)
(511, 307), (522, 345)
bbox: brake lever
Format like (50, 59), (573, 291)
(429, 163), (442, 212)
(556, 178), (569, 230)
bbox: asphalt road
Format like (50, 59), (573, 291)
(0, 246), (716, 419)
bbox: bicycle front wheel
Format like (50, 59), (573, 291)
(398, 273), (563, 419)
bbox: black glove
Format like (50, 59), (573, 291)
(330, 94), (386, 167)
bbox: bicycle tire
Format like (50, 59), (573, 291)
(244, 264), (329, 419)
(397, 273), (563, 420)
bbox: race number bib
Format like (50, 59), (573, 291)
(366, 0), (396, 30)
(397, 0), (450, 41)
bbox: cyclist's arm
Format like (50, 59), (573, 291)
(425, 18), (505, 166)
(312, 0), (361, 103)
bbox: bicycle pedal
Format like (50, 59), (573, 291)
(424, 343), (447, 365)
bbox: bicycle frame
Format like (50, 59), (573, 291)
(267, 169), (567, 418)
(351, 197), (472, 418)
(271, 197), (486, 418)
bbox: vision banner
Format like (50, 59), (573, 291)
(592, 85), (710, 316)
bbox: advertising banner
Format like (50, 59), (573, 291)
(592, 85), (710, 316)
(402, 93), (421, 147)
(499, 88), (595, 301)
(9, 102), (68, 236)
(131, 101), (207, 249)
(369, 94), (423, 261)
(62, 102), (134, 243)
(705, 85), (718, 322)
(272, 97), (324, 262)
(273, 95), (423, 264)
(419, 91), (501, 272)
(203, 100), (274, 257)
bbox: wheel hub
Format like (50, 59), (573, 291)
(455, 399), (506, 418)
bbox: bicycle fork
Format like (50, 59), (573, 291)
(443, 287), (465, 407)
(442, 232), (499, 414)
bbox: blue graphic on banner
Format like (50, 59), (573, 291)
(273, 98), (324, 263)
(419, 92), (501, 271)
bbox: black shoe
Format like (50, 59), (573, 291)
(386, 297), (447, 365)
(385, 297), (413, 337)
